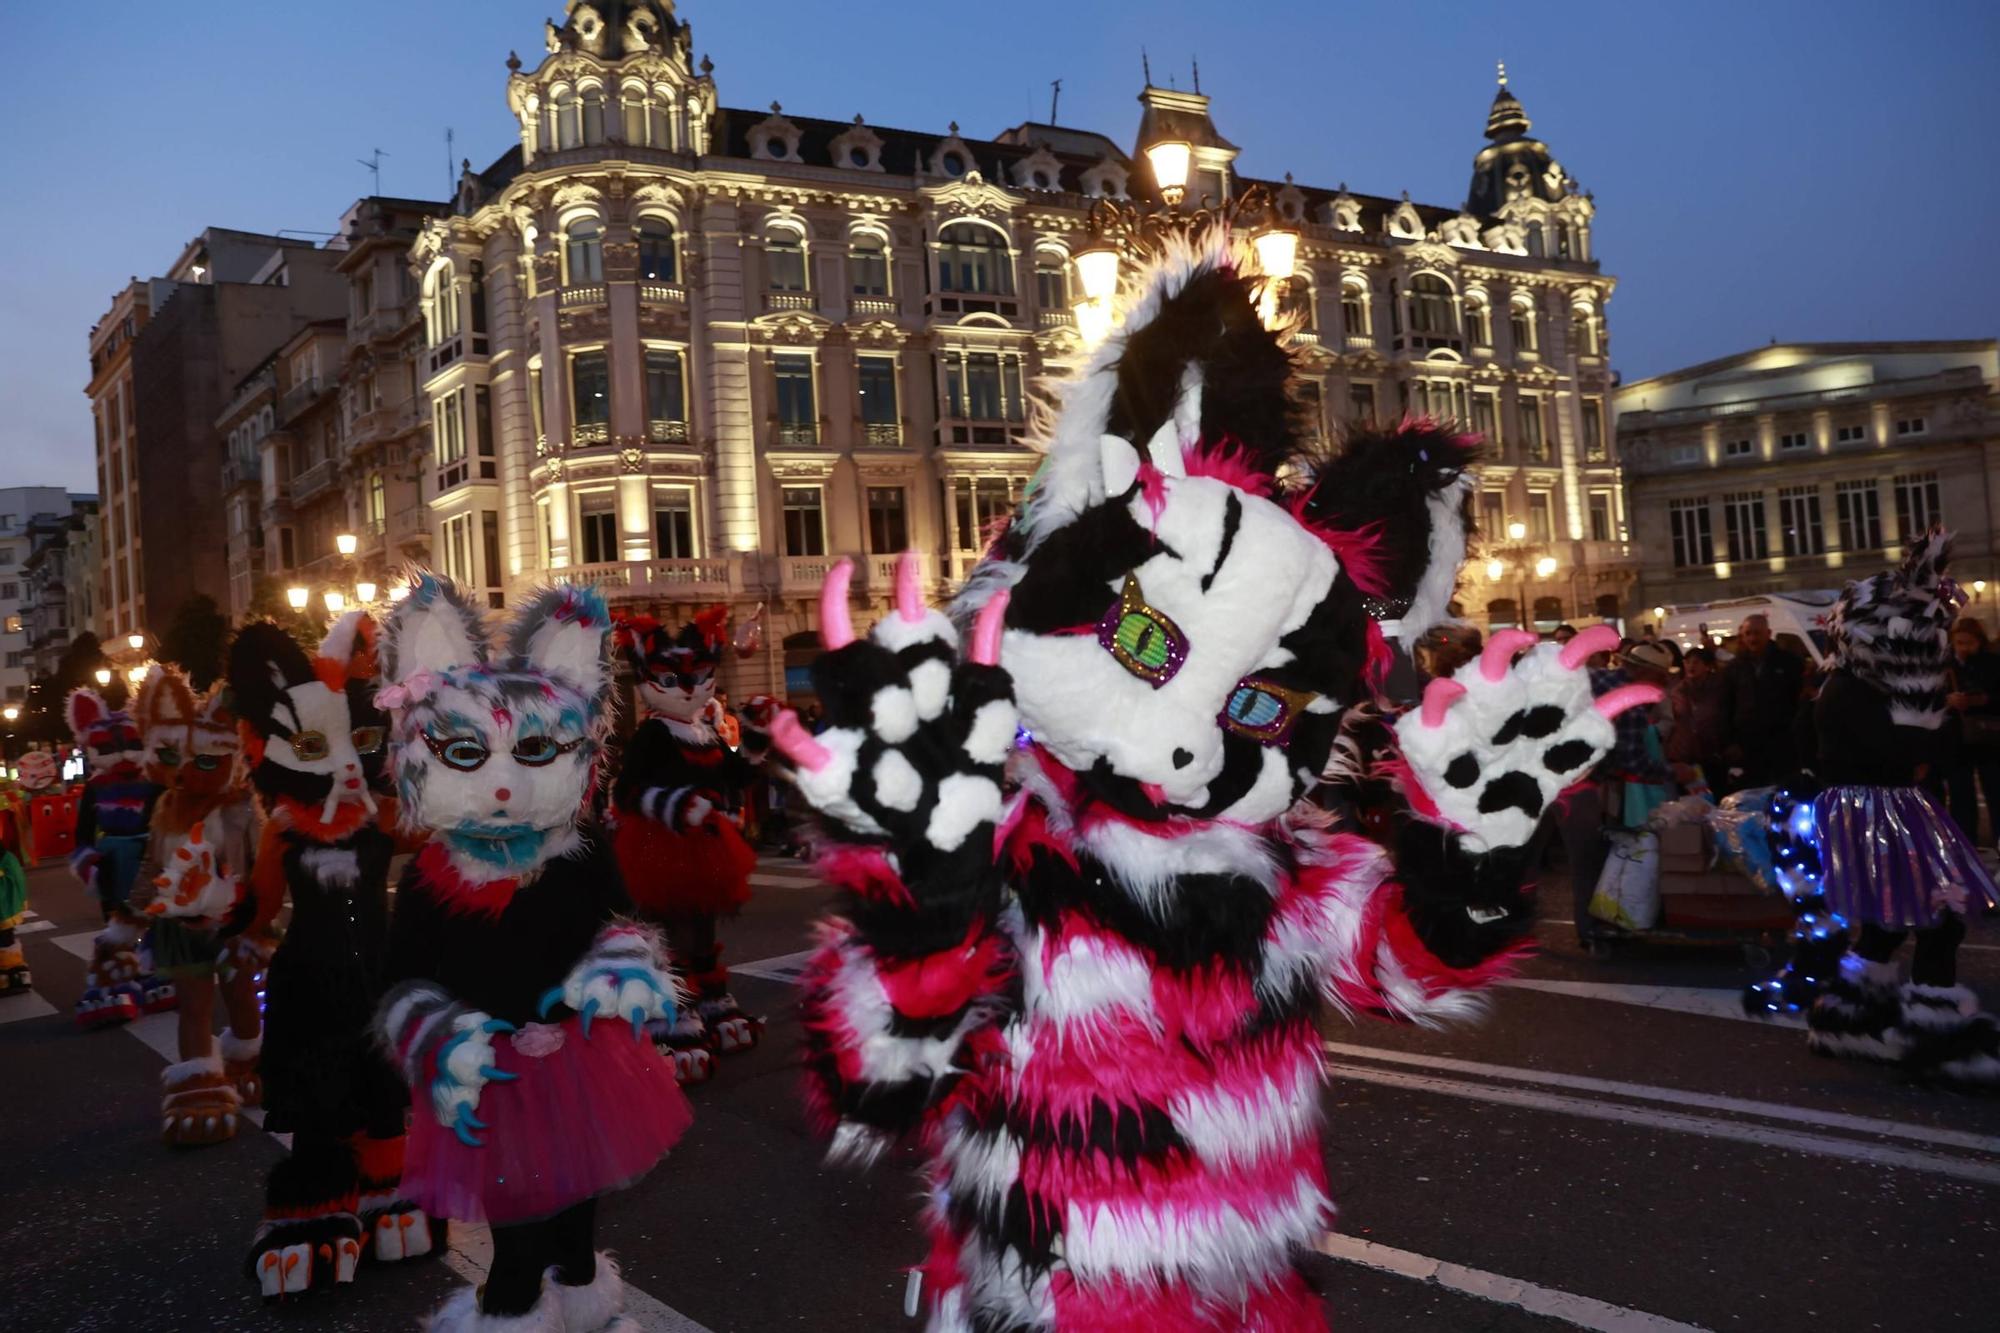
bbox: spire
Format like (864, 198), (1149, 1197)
(1485, 62), (1532, 141)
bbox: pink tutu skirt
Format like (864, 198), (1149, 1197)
(404, 1012), (693, 1225)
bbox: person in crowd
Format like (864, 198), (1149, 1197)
(1717, 613), (1806, 792)
(1669, 647), (1729, 790)
(1944, 615), (2000, 846)
(1559, 639), (1676, 943)
(1551, 623), (1579, 646)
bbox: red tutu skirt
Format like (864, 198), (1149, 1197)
(403, 1013), (692, 1225)
(614, 814), (757, 916)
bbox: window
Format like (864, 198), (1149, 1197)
(653, 490), (694, 558)
(1297, 380), (1325, 444)
(857, 355), (899, 441)
(1895, 471), (1943, 539)
(1034, 252), (1068, 310)
(1724, 492), (1769, 562)
(474, 386), (495, 479)
(937, 223), (1013, 295)
(774, 354), (816, 443)
(470, 260), (488, 341)
(782, 487), (825, 556)
(1340, 283), (1370, 338)
(1723, 437), (1754, 458)
(1527, 492), (1554, 543)
(940, 351), (1027, 423)
(564, 218), (603, 285)
(1896, 417), (1928, 438)
(621, 85), (648, 144)
(767, 228), (808, 292)
(851, 238), (888, 296)
(576, 493), (617, 565)
(645, 349), (685, 434)
(481, 511), (502, 605)
(580, 86), (605, 144)
(636, 219), (676, 282)
(440, 513), (473, 586)
(1836, 480), (1882, 551)
(1472, 390), (1500, 444)
(434, 390), (466, 465)
(1349, 381), (1377, 425)
(1408, 274), (1456, 337)
(3, 616), (19, 635)
(1466, 298), (1492, 348)
(1778, 431), (1810, 453)
(1581, 397), (1607, 462)
(1519, 395), (1548, 462)
(1836, 423), (1867, 445)
(1275, 277), (1315, 330)
(571, 351), (610, 436)
(867, 488), (908, 553)
(423, 263), (458, 346)
(1667, 442), (1702, 466)
(368, 471), (386, 526)
(1670, 499), (1714, 568)
(1779, 485), (1824, 557)
(1480, 492), (1507, 537)
(1570, 308), (1598, 356)
(554, 87), (580, 149)
(951, 476), (1020, 550)
(1510, 300), (1537, 352)
(648, 89), (673, 150)
(1588, 491), (1614, 542)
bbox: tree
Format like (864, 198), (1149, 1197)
(159, 593), (230, 690)
(245, 575), (326, 657)
(22, 632), (108, 743)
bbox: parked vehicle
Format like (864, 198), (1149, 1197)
(1655, 591), (1837, 665)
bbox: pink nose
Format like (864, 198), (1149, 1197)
(494, 787), (511, 802)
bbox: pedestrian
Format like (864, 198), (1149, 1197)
(1552, 622), (1578, 645)
(1562, 640), (1676, 943)
(1716, 612), (1806, 792)
(1944, 616), (2000, 846)
(1668, 646), (1728, 789)
(1803, 534), (2000, 1084)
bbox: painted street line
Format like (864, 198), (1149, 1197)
(1313, 1233), (1710, 1333)
(18, 911), (55, 935)
(1498, 977), (1806, 1029)
(445, 1222), (716, 1333)
(732, 948), (817, 985)
(51, 929), (96, 961)
(1325, 1059), (2000, 1185)
(0, 992), (56, 1024)
(1324, 1040), (2000, 1155)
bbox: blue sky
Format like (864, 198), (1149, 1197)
(3, 0), (1996, 492)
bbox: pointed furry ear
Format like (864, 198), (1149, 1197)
(320, 609), (383, 683)
(135, 664), (197, 734)
(227, 623), (319, 736)
(1099, 434), (1141, 496)
(382, 571), (488, 685)
(66, 688), (108, 737)
(507, 584), (612, 701)
(1142, 413), (1188, 478)
(197, 683), (236, 731)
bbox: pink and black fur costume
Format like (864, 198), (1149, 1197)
(771, 234), (1658, 1331)
(1802, 531), (2000, 1085)
(226, 618), (436, 1297)
(373, 573), (690, 1333)
(609, 607), (763, 1082)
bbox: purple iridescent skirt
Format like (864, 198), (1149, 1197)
(1814, 785), (2000, 928)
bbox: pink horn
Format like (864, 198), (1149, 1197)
(895, 550), (926, 624)
(1420, 677), (1467, 729)
(769, 709), (833, 774)
(819, 559), (857, 650)
(1594, 683), (1665, 720)
(969, 590), (1010, 666)
(1480, 629), (1539, 682)
(1559, 625), (1621, 671)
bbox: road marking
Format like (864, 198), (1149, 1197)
(51, 929), (97, 961)
(18, 911), (55, 935)
(1324, 1041), (2000, 1155)
(445, 1221), (715, 1331)
(733, 948), (816, 984)
(1326, 1059), (2000, 1184)
(1313, 1233), (1710, 1333)
(749, 872), (822, 889)
(0, 992), (56, 1024)
(1498, 977), (1805, 1028)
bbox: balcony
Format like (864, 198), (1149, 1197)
(389, 506), (429, 544)
(639, 283), (687, 306)
(1037, 309), (1074, 329)
(859, 422), (902, 448)
(291, 459), (339, 502)
(764, 291), (818, 313)
(556, 557), (737, 600)
(1345, 335), (1375, 351)
(862, 551), (932, 593)
(278, 376), (328, 424)
(647, 418), (689, 444)
(850, 296), (897, 317)
(781, 554), (842, 594)
(221, 455), (260, 492)
(772, 421), (820, 447)
(574, 421), (611, 446)
(940, 417), (1027, 448)
(1290, 329), (1321, 347)
(560, 284), (606, 309)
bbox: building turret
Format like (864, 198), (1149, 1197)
(1465, 63), (1573, 217)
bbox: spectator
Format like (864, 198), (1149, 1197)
(1716, 613), (1806, 791)
(1944, 616), (2000, 846)
(1668, 646), (1728, 791)
(1551, 623), (1579, 646)
(1557, 640), (1675, 944)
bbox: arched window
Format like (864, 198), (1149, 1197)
(621, 85), (647, 143)
(937, 222), (1013, 296)
(1276, 277), (1315, 329)
(1465, 294), (1493, 348)
(1510, 298), (1538, 353)
(1594, 593), (1622, 621)
(767, 227), (807, 292)
(423, 262), (458, 346)
(851, 236), (888, 296)
(1409, 274), (1457, 337)
(554, 88), (580, 150)
(636, 218), (676, 282)
(564, 218), (603, 285)
(1340, 279), (1370, 338)
(580, 87), (606, 144)
(1571, 306), (1598, 356)
(650, 86), (674, 150)
(1033, 251), (1068, 309)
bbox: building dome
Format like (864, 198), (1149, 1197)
(1465, 65), (1570, 217)
(549, 1), (687, 59)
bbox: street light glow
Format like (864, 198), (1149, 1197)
(287, 586), (310, 611)
(1251, 227), (1299, 282)
(1072, 244), (1121, 303)
(126, 633), (144, 651)
(355, 581), (378, 604)
(1507, 522), (1527, 541)
(1535, 556), (1558, 578)
(94, 668), (112, 686)
(1073, 297), (1113, 347)
(3, 706), (18, 723)
(323, 590), (346, 614)
(1144, 140), (1192, 202)
(336, 533), (359, 557)
(1486, 558), (1506, 582)
(388, 583), (411, 603)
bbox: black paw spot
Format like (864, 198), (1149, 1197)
(1477, 771), (1545, 819)
(1444, 754), (1481, 789)
(1493, 705), (1567, 745)
(1544, 739), (1596, 774)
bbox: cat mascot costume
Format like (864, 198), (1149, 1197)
(373, 574), (691, 1333)
(770, 234), (1660, 1332)
(132, 663), (264, 1147)
(228, 614), (435, 1296)
(67, 686), (170, 1027)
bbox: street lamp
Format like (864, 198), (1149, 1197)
(94, 668), (112, 687)
(1144, 139), (1192, 206)
(323, 590), (346, 615)
(355, 581), (377, 605)
(335, 533), (359, 557)
(387, 583), (410, 603)
(126, 632), (145, 652)
(286, 586), (310, 611)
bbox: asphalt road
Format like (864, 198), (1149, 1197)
(5, 849), (1998, 1333)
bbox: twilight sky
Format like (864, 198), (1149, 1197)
(3, 0), (1995, 493)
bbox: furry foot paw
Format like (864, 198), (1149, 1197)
(161, 1058), (241, 1147)
(226, 1060), (263, 1107)
(1395, 626), (1660, 850)
(369, 1204), (439, 1262)
(697, 994), (763, 1054)
(248, 1214), (363, 1297)
(75, 985), (139, 1029)
(770, 552), (1016, 856)
(668, 1045), (713, 1085)
(138, 974), (179, 1015)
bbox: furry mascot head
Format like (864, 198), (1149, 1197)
(226, 619), (386, 832)
(379, 572), (612, 878)
(615, 607), (728, 724)
(956, 233), (1477, 825)
(1827, 527), (1962, 729)
(135, 663), (242, 805)
(67, 688), (145, 784)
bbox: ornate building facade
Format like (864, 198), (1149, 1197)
(1616, 340), (2000, 619)
(415, 0), (1628, 694)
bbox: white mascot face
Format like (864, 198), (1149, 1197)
(381, 573), (610, 877)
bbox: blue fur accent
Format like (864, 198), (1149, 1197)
(441, 823), (550, 869)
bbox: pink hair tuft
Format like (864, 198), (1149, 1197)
(1180, 439), (1276, 497)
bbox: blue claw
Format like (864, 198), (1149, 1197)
(537, 986), (565, 1018)
(626, 1006), (650, 1035)
(579, 996), (600, 1039)
(451, 1105), (487, 1147)
(479, 1065), (518, 1082)
(480, 1018), (516, 1034)
(463, 1108), (488, 1130)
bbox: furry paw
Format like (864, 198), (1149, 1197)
(771, 552), (1016, 856)
(541, 926), (680, 1038)
(248, 1214), (363, 1297)
(430, 1012), (516, 1145)
(1395, 627), (1659, 850)
(146, 820), (240, 922)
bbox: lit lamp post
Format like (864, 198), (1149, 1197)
(1485, 520), (1560, 632)
(2, 704), (16, 777)
(286, 586), (310, 612)
(94, 668), (112, 687)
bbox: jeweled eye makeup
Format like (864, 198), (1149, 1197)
(1097, 574), (1188, 687)
(1218, 675), (1320, 746)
